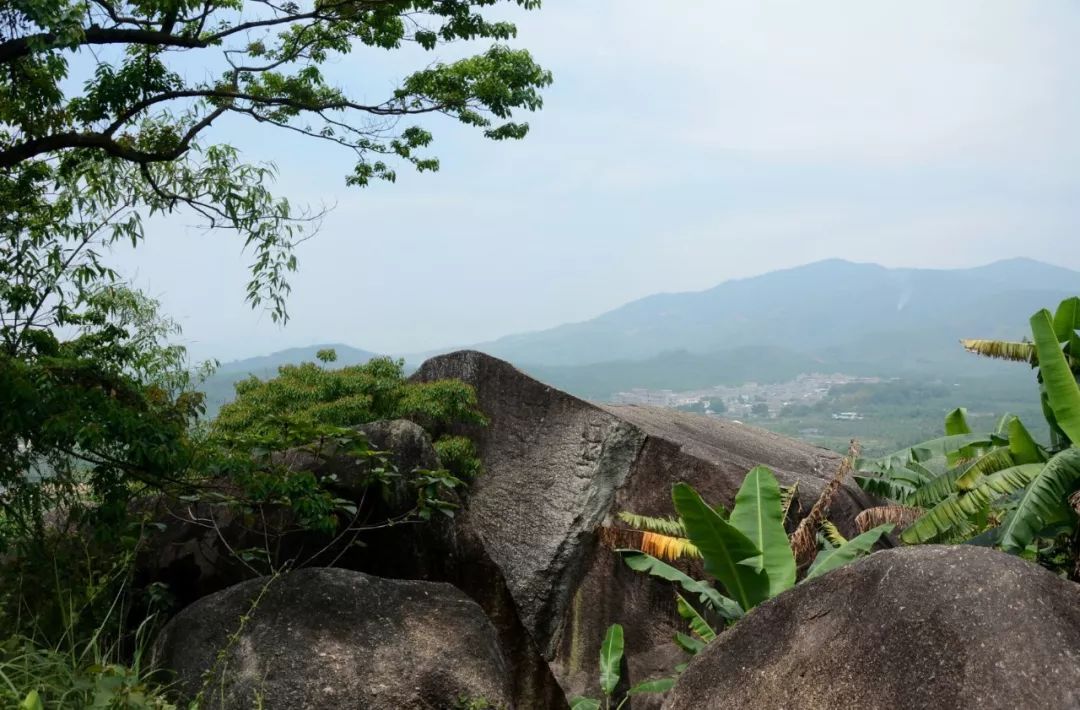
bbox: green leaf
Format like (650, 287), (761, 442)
(806, 524), (893, 579)
(902, 464), (1042, 544)
(908, 433), (999, 463)
(618, 550), (744, 620)
(676, 593), (717, 642)
(945, 407), (972, 436)
(1008, 417), (1043, 464)
(954, 447), (1016, 491)
(599, 623), (624, 696)
(674, 631), (706, 655)
(570, 699), (601, 710)
(1053, 296), (1080, 343)
(728, 465), (796, 597)
(627, 678), (676, 695)
(909, 467), (966, 506)
(1031, 309), (1080, 443)
(20, 691), (44, 710)
(673, 483), (769, 610)
(1000, 447), (1080, 552)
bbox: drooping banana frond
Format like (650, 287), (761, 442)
(790, 441), (859, 567)
(640, 531), (701, 561)
(901, 463), (1043, 544)
(855, 505), (923, 534)
(599, 522), (701, 561)
(780, 482), (800, 523)
(676, 593), (717, 643)
(1000, 447), (1080, 552)
(953, 447), (1018, 491)
(960, 339), (1036, 364)
(618, 511), (687, 536)
(907, 467), (965, 508)
(820, 520), (847, 546)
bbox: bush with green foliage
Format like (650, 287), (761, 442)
(855, 297), (1080, 570)
(213, 353), (485, 439)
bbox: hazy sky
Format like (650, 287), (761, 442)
(109, 0), (1080, 361)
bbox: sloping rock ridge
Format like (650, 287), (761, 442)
(663, 545), (1080, 710)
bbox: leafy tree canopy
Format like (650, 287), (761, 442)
(1, 0), (551, 321)
(212, 354), (485, 438)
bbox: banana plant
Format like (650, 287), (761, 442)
(569, 624), (674, 710)
(618, 465), (892, 644)
(855, 299), (1080, 557)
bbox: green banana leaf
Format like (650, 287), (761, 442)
(1000, 447), (1080, 552)
(618, 550), (744, 620)
(908, 432), (1000, 464)
(1031, 309), (1080, 444)
(676, 593), (717, 642)
(674, 631), (706, 655)
(1008, 416), (1044, 464)
(727, 465), (796, 597)
(945, 407), (972, 436)
(673, 483), (770, 611)
(953, 447), (1016, 492)
(909, 467), (967, 507)
(805, 524), (893, 579)
(599, 623), (624, 696)
(854, 474), (916, 502)
(901, 463), (1042, 544)
(1053, 296), (1080, 342)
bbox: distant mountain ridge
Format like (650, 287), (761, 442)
(200, 259), (1079, 403)
(466, 258), (1079, 369)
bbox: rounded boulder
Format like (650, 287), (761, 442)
(152, 567), (513, 709)
(663, 545), (1080, 710)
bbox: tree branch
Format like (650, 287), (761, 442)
(0, 27), (208, 65)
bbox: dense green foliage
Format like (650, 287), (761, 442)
(213, 354), (484, 438)
(855, 298), (1080, 573)
(211, 351), (485, 481)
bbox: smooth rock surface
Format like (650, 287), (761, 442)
(412, 350), (879, 707)
(663, 545), (1080, 710)
(152, 567), (514, 709)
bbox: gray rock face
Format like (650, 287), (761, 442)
(663, 545), (1080, 710)
(152, 568), (513, 710)
(412, 350), (879, 706)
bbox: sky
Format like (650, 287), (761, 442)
(108, 0), (1080, 362)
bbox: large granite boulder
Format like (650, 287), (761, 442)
(152, 568), (514, 709)
(411, 350), (879, 706)
(663, 545), (1080, 710)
